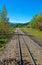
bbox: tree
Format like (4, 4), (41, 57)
(1, 5), (7, 22)
(0, 5), (10, 34)
(30, 14), (42, 30)
(0, 12), (1, 19)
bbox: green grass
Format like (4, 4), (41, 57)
(21, 28), (42, 40)
(0, 36), (7, 51)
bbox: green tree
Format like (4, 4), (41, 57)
(1, 5), (7, 22)
(30, 14), (42, 30)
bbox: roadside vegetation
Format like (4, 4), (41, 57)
(0, 5), (15, 53)
(21, 28), (42, 40)
(29, 14), (42, 30)
(21, 13), (42, 40)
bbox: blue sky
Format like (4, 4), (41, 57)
(0, 0), (42, 23)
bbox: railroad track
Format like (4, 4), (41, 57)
(18, 34), (36, 65)
(17, 28), (37, 65)
(0, 30), (37, 65)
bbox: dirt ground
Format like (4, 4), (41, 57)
(0, 28), (42, 65)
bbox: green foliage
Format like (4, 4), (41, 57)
(21, 28), (42, 40)
(0, 5), (15, 34)
(0, 36), (7, 44)
(0, 5), (15, 49)
(30, 14), (42, 30)
(1, 5), (7, 22)
(13, 23), (30, 28)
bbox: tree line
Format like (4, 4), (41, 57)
(0, 5), (14, 34)
(0, 5), (15, 48)
(14, 13), (42, 31)
(28, 13), (42, 30)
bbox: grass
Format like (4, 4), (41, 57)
(21, 27), (42, 40)
(0, 36), (7, 53)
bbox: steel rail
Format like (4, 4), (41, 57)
(22, 36), (37, 65)
(18, 34), (23, 65)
